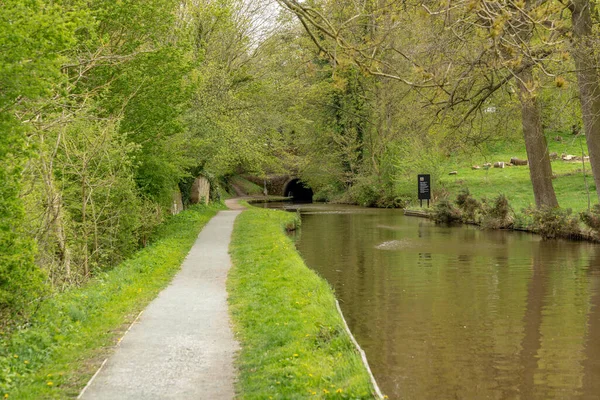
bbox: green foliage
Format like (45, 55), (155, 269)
(228, 208), (376, 398)
(344, 175), (404, 208)
(481, 194), (514, 229)
(580, 204), (600, 234)
(0, 0), (77, 322)
(528, 207), (582, 240)
(346, 178), (380, 207)
(433, 191), (514, 229)
(0, 205), (220, 398)
(431, 200), (462, 224)
(455, 188), (482, 222)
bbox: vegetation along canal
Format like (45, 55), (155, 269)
(264, 202), (600, 399)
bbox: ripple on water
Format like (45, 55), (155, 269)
(375, 239), (414, 250)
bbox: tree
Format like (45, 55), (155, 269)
(276, 0), (562, 208)
(569, 0), (600, 204)
(0, 0), (77, 319)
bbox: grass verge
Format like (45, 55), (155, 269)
(0, 204), (223, 399)
(228, 207), (377, 399)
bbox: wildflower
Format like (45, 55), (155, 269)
(336, 388), (343, 393)
(24, 361), (29, 365)
(293, 354), (299, 357)
(311, 392), (316, 395)
(308, 373), (313, 377)
(4, 394), (8, 399)
(12, 355), (18, 358)
(47, 382), (53, 386)
(323, 389), (330, 394)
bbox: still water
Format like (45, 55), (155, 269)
(265, 202), (600, 399)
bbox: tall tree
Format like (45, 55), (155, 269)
(569, 0), (600, 204)
(276, 0), (561, 208)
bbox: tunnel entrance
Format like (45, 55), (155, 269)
(284, 179), (313, 202)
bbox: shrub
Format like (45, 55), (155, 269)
(347, 178), (380, 207)
(432, 200), (462, 224)
(455, 188), (482, 222)
(481, 194), (514, 229)
(580, 204), (600, 233)
(529, 207), (582, 240)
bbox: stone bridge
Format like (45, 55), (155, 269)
(244, 175), (313, 201)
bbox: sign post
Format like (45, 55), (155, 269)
(418, 174), (431, 207)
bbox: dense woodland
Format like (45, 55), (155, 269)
(2, 0), (600, 322)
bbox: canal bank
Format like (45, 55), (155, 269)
(227, 205), (383, 399)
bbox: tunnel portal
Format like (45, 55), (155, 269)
(284, 179), (313, 202)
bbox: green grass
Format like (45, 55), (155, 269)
(230, 176), (265, 196)
(0, 204), (223, 399)
(228, 207), (377, 399)
(437, 131), (597, 212)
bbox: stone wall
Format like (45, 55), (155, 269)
(190, 176), (210, 205)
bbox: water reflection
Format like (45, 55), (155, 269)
(266, 203), (600, 399)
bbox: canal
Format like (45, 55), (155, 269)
(264, 202), (600, 399)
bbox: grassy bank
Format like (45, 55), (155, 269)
(228, 207), (377, 399)
(0, 204), (222, 399)
(230, 176), (265, 196)
(440, 131), (597, 212)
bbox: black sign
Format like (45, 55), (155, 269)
(418, 174), (431, 200)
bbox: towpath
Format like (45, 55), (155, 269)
(80, 205), (243, 399)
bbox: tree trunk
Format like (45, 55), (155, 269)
(40, 132), (71, 279)
(515, 66), (559, 208)
(571, 0), (600, 204)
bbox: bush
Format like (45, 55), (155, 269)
(432, 200), (462, 224)
(580, 204), (600, 233)
(455, 188), (482, 222)
(529, 207), (582, 240)
(347, 178), (380, 207)
(481, 194), (514, 229)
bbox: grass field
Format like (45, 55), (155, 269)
(437, 131), (597, 212)
(0, 204), (223, 399)
(228, 207), (378, 399)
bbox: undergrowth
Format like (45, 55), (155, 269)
(228, 207), (377, 399)
(0, 204), (222, 399)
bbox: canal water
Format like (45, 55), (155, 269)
(264, 202), (600, 399)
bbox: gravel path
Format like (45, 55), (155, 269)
(80, 209), (242, 400)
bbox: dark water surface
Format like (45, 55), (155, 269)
(264, 202), (600, 399)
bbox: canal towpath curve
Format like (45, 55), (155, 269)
(79, 202), (245, 399)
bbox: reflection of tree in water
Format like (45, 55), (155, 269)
(581, 246), (600, 399)
(518, 240), (597, 398)
(518, 242), (546, 398)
